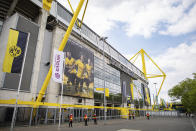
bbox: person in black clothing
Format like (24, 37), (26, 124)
(69, 114), (73, 127)
(84, 114), (88, 126)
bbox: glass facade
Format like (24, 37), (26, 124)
(94, 56), (121, 95)
(133, 80), (143, 100)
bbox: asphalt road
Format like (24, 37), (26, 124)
(0, 117), (194, 131)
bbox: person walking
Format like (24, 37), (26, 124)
(84, 114), (88, 126)
(69, 114), (73, 127)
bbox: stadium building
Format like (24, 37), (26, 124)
(0, 0), (151, 125)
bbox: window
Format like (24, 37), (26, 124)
(94, 56), (121, 95)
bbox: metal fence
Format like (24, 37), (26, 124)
(0, 106), (189, 129)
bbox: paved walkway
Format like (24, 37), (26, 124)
(0, 117), (194, 131)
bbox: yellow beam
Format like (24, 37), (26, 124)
(43, 0), (53, 11)
(146, 74), (164, 76)
(141, 49), (147, 79)
(96, 88), (104, 91)
(147, 75), (165, 78)
(157, 75), (166, 96)
(67, 0), (80, 27)
(130, 79), (134, 100)
(35, 0), (85, 107)
(0, 99), (156, 111)
(132, 52), (140, 64)
(143, 50), (166, 76)
(79, 0), (88, 28)
(129, 50), (141, 61)
(96, 88), (109, 97)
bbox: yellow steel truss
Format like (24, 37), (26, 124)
(129, 49), (166, 106)
(0, 99), (155, 111)
(0, 99), (174, 111)
(43, 0), (53, 11)
(67, 0), (89, 28)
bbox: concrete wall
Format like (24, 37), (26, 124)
(36, 29), (53, 93)
(0, 14), (39, 103)
(0, 12), (41, 105)
(0, 14), (18, 89)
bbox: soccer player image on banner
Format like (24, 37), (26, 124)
(83, 58), (93, 91)
(64, 51), (76, 86)
(63, 39), (94, 98)
(75, 53), (85, 92)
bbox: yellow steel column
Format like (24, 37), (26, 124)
(129, 50), (141, 61)
(79, 0), (88, 28)
(130, 79), (134, 100)
(35, 0), (85, 107)
(141, 49), (147, 79)
(157, 75), (166, 96)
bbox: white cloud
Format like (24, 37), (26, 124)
(126, 42), (196, 102)
(160, 3), (196, 36)
(58, 0), (196, 38)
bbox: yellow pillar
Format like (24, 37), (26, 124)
(35, 0), (85, 107)
(141, 49), (147, 79)
(130, 79), (134, 100)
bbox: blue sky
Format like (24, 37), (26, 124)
(58, 0), (196, 102)
(106, 22), (196, 56)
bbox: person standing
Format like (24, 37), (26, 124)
(146, 113), (150, 120)
(132, 112), (135, 119)
(69, 114), (73, 127)
(129, 112), (131, 120)
(93, 113), (97, 124)
(84, 114), (88, 126)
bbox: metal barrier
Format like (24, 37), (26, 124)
(0, 106), (187, 128)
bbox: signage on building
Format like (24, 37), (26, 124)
(52, 49), (64, 83)
(63, 39), (94, 98)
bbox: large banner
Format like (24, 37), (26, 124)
(52, 49), (64, 83)
(3, 29), (28, 73)
(63, 40), (94, 98)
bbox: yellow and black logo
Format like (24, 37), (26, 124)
(9, 45), (21, 57)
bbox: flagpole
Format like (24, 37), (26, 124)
(10, 33), (30, 131)
(58, 57), (65, 129)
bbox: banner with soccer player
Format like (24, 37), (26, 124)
(63, 39), (94, 98)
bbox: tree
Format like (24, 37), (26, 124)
(168, 73), (196, 113)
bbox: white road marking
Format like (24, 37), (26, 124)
(117, 129), (141, 131)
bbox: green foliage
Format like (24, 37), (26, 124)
(168, 73), (196, 113)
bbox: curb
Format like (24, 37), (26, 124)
(190, 118), (196, 131)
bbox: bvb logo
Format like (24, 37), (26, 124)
(9, 45), (21, 57)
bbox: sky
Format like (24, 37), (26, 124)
(58, 0), (196, 102)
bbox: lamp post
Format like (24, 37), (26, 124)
(99, 37), (108, 123)
(154, 83), (158, 106)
